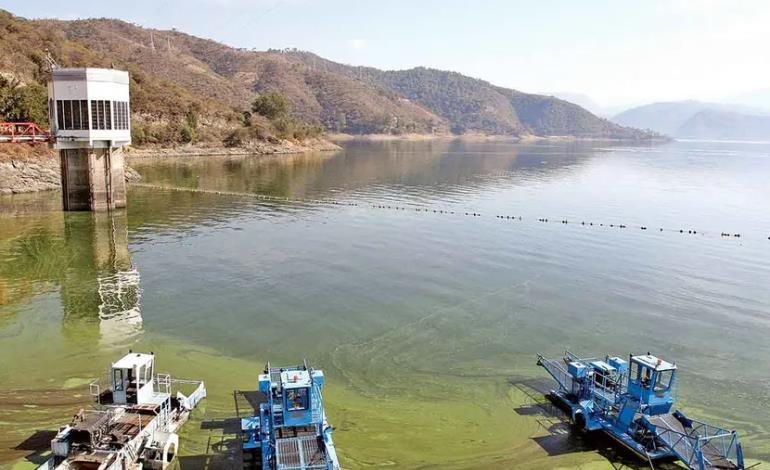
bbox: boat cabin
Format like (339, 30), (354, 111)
(259, 366), (325, 428)
(111, 352), (156, 405)
(627, 354), (677, 413)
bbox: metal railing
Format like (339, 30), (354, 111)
(688, 417), (742, 468)
(89, 378), (102, 402)
(653, 414), (742, 469)
(155, 373), (171, 394)
(0, 122), (53, 144)
(173, 379), (207, 410)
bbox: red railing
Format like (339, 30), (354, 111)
(0, 122), (54, 144)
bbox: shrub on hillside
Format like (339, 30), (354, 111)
(252, 92), (289, 120)
(0, 76), (48, 125)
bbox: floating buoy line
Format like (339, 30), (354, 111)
(131, 183), (765, 241)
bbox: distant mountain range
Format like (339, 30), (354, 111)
(612, 101), (770, 141)
(0, 9), (658, 145)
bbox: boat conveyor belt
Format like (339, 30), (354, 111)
(646, 414), (740, 470)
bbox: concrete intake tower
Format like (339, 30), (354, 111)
(48, 68), (131, 211)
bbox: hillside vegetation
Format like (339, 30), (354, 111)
(0, 10), (657, 147)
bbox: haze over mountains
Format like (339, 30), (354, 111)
(0, 10), (658, 145)
(540, 92), (628, 118)
(612, 101), (770, 141)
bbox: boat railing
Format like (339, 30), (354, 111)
(653, 416), (742, 469)
(654, 423), (701, 466)
(89, 378), (103, 402)
(171, 379), (207, 410)
(687, 417), (742, 467)
(155, 373), (172, 394)
(564, 350), (600, 364)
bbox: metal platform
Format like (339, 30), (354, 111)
(275, 435), (328, 470)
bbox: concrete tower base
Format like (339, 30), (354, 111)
(60, 147), (126, 211)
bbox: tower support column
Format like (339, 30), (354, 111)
(60, 147), (126, 211)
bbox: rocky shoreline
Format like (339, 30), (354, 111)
(0, 138), (340, 195)
(125, 137), (340, 159)
(0, 154), (142, 195)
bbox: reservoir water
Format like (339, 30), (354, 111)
(1, 139), (769, 469)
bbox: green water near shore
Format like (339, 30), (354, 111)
(1, 140), (769, 469)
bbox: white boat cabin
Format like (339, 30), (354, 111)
(110, 352), (156, 405)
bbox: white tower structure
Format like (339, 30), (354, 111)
(48, 68), (131, 211)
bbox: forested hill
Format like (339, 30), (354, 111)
(0, 10), (658, 145)
(287, 52), (651, 139)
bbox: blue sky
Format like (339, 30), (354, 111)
(3, 0), (769, 107)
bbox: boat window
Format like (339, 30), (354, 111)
(654, 369), (673, 393)
(642, 367), (652, 388)
(113, 369), (124, 391)
(287, 388), (309, 411)
(138, 365), (146, 386)
(630, 361), (640, 382)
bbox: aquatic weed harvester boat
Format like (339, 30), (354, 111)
(537, 352), (745, 470)
(38, 352), (206, 470)
(240, 361), (340, 470)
